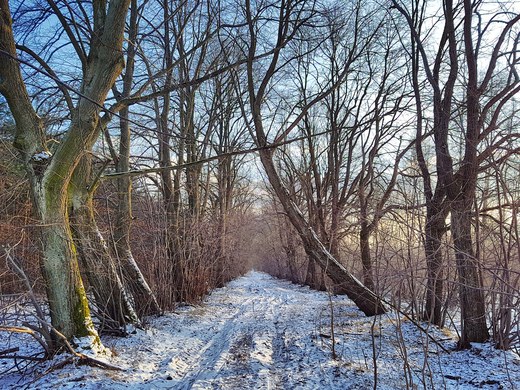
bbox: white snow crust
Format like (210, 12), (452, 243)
(1, 271), (519, 389)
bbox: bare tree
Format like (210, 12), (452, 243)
(280, 12), (412, 293)
(0, 0), (131, 346)
(241, 0), (386, 315)
(393, 0), (520, 346)
(111, 0), (161, 317)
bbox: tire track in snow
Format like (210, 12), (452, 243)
(111, 272), (347, 390)
(145, 293), (256, 389)
(175, 297), (256, 389)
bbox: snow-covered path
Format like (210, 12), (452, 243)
(111, 271), (351, 389)
(2, 271), (520, 389)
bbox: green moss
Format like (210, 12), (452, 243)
(72, 284), (102, 349)
(71, 241), (101, 344)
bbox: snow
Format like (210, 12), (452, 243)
(31, 151), (52, 162)
(1, 271), (520, 389)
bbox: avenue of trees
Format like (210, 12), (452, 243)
(0, 0), (519, 354)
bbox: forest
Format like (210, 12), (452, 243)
(0, 0), (519, 387)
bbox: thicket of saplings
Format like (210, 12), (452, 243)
(0, 142), (252, 319)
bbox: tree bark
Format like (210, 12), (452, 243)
(447, 0), (491, 346)
(451, 199), (489, 346)
(113, 0), (160, 317)
(0, 0), (102, 345)
(114, 112), (161, 317)
(359, 222), (375, 292)
(39, 198), (98, 342)
(424, 217), (445, 326)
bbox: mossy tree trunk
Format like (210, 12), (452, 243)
(0, 0), (131, 345)
(0, 0), (96, 345)
(39, 183), (98, 343)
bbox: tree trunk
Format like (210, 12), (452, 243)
(448, 0), (489, 346)
(305, 256), (327, 291)
(111, 110), (161, 315)
(360, 222), (375, 292)
(215, 153), (231, 287)
(114, 109), (161, 317)
(39, 190), (99, 343)
(111, 0), (160, 317)
(423, 211), (446, 326)
(305, 257), (316, 287)
(451, 199), (489, 347)
(110, 107), (161, 318)
(114, 128), (160, 317)
(0, 0), (106, 346)
(158, 99), (185, 302)
(214, 212), (227, 287)
(183, 91), (201, 218)
(283, 234), (298, 282)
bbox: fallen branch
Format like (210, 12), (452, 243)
(0, 325), (50, 357)
(50, 327), (123, 371)
(0, 320), (122, 372)
(0, 354), (47, 362)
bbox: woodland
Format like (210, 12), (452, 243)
(0, 0), (519, 378)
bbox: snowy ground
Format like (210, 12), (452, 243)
(1, 271), (520, 389)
